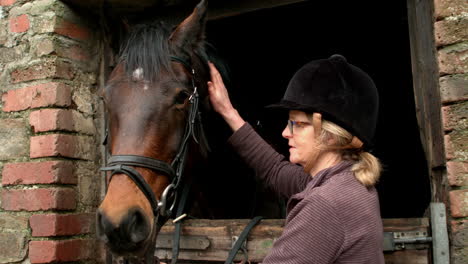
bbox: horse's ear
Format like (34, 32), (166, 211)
(169, 0), (208, 52)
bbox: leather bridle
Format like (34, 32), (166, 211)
(101, 56), (205, 263)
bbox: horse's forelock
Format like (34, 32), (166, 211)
(118, 22), (174, 82)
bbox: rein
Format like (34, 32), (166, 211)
(101, 55), (204, 264)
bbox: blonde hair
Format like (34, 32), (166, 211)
(318, 119), (382, 187)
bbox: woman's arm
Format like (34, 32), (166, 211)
(207, 62), (309, 197)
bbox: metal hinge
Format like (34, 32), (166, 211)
(383, 231), (432, 251)
(383, 203), (450, 264)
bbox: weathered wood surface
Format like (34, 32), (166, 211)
(406, 0), (447, 204)
(384, 250), (429, 264)
(61, 0), (307, 20)
(155, 218), (430, 263)
(156, 219), (284, 262)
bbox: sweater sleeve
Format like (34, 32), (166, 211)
(228, 123), (309, 198)
(261, 195), (345, 264)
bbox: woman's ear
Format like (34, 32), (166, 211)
(325, 134), (338, 146)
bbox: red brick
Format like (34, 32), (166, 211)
(29, 239), (93, 263)
(0, 233), (27, 262)
(450, 189), (468, 217)
(9, 14), (29, 33)
(10, 59), (74, 83)
(2, 82), (71, 112)
(0, 118), (29, 160)
(435, 18), (468, 47)
(444, 130), (468, 161)
(441, 102), (468, 132)
(64, 44), (90, 62)
(450, 219), (468, 247)
(30, 213), (93, 237)
(1, 188), (76, 211)
(435, 0), (468, 19)
(30, 109), (95, 134)
(444, 134), (455, 160)
(440, 75), (468, 104)
(438, 47), (468, 75)
(0, 0), (16, 6)
(30, 109), (74, 133)
(447, 161), (468, 186)
(54, 18), (91, 41)
(2, 161), (75, 185)
(36, 39), (90, 62)
(30, 134), (94, 160)
(35, 39), (54, 57)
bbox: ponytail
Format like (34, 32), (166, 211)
(350, 152), (381, 187)
(318, 119), (382, 187)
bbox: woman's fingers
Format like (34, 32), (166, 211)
(207, 62), (245, 131)
(207, 62), (233, 114)
(208, 62), (224, 87)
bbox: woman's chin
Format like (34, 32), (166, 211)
(289, 156), (299, 165)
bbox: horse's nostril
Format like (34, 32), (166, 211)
(97, 210), (113, 241)
(96, 208), (150, 251)
(125, 209), (150, 244)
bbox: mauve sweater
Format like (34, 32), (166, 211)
(228, 123), (384, 264)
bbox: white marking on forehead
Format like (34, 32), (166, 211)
(132, 67), (144, 81)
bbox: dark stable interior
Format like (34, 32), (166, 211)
(203, 0), (431, 219)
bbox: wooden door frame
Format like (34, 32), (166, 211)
(406, 0), (448, 204)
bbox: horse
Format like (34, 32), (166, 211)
(96, 1), (282, 262)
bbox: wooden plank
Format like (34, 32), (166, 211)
(61, 0), (307, 20)
(406, 0), (447, 202)
(155, 218), (429, 263)
(207, 0), (308, 20)
(383, 218), (429, 232)
(384, 250), (429, 264)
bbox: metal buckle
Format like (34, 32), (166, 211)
(158, 184), (176, 216)
(189, 86), (198, 101)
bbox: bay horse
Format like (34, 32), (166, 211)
(97, 0), (282, 262)
(97, 0), (214, 262)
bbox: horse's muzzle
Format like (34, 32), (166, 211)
(97, 207), (151, 253)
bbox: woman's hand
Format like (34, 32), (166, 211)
(207, 62), (245, 132)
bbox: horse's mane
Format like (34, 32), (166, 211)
(117, 21), (230, 85)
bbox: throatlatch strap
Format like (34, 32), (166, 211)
(170, 181), (192, 264)
(224, 216), (263, 264)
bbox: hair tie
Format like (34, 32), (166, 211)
(347, 136), (363, 149)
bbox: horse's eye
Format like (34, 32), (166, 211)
(174, 91), (189, 105)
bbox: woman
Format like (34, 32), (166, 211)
(207, 54), (384, 263)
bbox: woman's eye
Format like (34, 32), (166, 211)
(296, 121), (307, 127)
(174, 91), (189, 105)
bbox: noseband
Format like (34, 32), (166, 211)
(101, 56), (205, 263)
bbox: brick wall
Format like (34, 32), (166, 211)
(434, 0), (468, 263)
(0, 0), (102, 263)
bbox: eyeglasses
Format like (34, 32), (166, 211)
(287, 120), (311, 134)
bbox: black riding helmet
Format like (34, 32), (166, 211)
(268, 54), (379, 149)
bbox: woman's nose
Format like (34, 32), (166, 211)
(282, 125), (292, 139)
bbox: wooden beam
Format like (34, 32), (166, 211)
(155, 218), (430, 263)
(207, 0), (308, 20)
(60, 0), (307, 20)
(407, 0), (447, 203)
